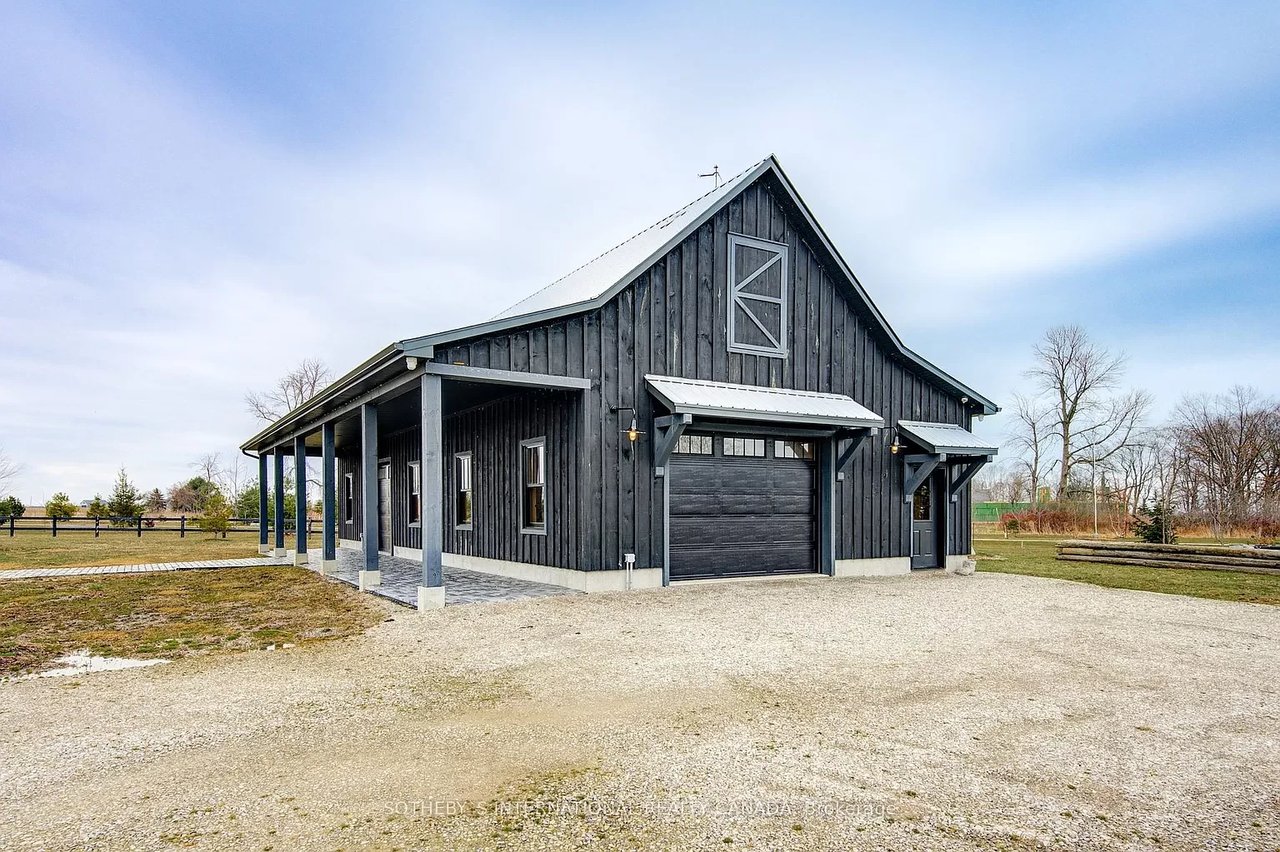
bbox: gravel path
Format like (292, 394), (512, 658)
(1, 571), (1277, 850)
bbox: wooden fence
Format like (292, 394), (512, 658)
(1, 515), (316, 539)
(1057, 540), (1280, 575)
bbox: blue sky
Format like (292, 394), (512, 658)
(2, 1), (1278, 501)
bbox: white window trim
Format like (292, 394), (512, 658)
(343, 472), (354, 525)
(727, 232), (789, 359)
(520, 437), (547, 536)
(407, 461), (421, 527)
(455, 452), (473, 531)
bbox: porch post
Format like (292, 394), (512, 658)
(321, 421), (337, 574)
(257, 453), (269, 555)
(417, 372), (445, 610)
(359, 403), (381, 589)
(819, 436), (837, 576)
(272, 450), (286, 557)
(293, 434), (308, 566)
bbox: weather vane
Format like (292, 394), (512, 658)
(698, 164), (722, 189)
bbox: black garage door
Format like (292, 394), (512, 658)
(669, 435), (817, 579)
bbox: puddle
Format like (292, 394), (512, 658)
(9, 652), (171, 681)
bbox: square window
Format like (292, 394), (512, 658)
(674, 434), (713, 455)
(455, 453), (473, 528)
(723, 437), (765, 457)
(775, 440), (814, 460)
(521, 438), (546, 532)
(728, 233), (788, 358)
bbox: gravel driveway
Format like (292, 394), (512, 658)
(2, 571), (1277, 851)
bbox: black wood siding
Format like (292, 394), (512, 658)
(443, 390), (581, 569)
(336, 390), (581, 569)
(432, 171), (975, 570)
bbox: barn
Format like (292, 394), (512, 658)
(240, 156), (998, 608)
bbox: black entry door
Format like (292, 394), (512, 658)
(910, 476), (939, 569)
(377, 463), (391, 553)
(669, 435), (817, 579)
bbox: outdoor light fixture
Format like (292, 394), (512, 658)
(611, 406), (645, 443)
(405, 356), (419, 370)
(889, 429), (901, 455)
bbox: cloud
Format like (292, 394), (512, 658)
(0, 1), (1277, 500)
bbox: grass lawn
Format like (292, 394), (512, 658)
(0, 532), (321, 570)
(976, 537), (1280, 606)
(0, 566), (383, 676)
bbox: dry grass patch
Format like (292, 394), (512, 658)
(0, 566), (383, 676)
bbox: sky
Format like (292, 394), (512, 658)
(2, 0), (1278, 502)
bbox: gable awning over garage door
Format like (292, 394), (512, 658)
(645, 375), (884, 429)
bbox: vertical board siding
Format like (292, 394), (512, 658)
(426, 172), (976, 570)
(442, 390), (579, 569)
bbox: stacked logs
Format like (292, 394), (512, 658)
(1057, 540), (1280, 575)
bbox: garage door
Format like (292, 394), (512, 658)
(669, 434), (817, 579)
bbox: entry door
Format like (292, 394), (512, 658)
(377, 463), (392, 553)
(910, 476), (939, 569)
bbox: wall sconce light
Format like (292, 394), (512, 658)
(889, 429), (901, 455)
(611, 406), (645, 443)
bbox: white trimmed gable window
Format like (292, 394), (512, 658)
(728, 233), (788, 358)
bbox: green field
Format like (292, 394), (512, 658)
(0, 531), (321, 570)
(976, 537), (1280, 606)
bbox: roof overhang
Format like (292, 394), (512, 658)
(239, 340), (435, 454)
(896, 420), (998, 456)
(645, 375), (885, 430)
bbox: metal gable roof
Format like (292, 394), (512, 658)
(897, 420), (998, 456)
(398, 154), (998, 416)
(491, 161), (768, 321)
(646, 375), (885, 429)
(245, 156), (1002, 453)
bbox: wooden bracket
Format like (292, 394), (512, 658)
(835, 427), (877, 471)
(652, 413), (693, 477)
(902, 452), (945, 502)
(948, 455), (993, 502)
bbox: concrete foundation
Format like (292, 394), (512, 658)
(417, 585), (446, 610)
(833, 556), (912, 577)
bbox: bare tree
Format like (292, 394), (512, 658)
(221, 456), (247, 505)
(246, 358), (333, 422)
(1110, 430), (1165, 518)
(1173, 386), (1280, 533)
(0, 448), (19, 494)
(1025, 325), (1151, 498)
(976, 464), (1031, 504)
(192, 452), (224, 490)
(1006, 392), (1055, 505)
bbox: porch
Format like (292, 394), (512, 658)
(243, 354), (593, 611)
(327, 549), (579, 607)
